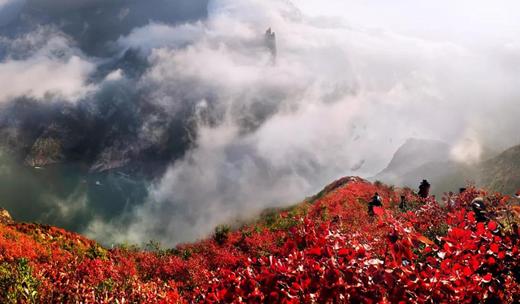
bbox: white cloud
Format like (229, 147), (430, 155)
(119, 22), (206, 53)
(293, 0), (520, 44)
(0, 28), (96, 103)
(104, 69), (124, 82)
(0, 56), (95, 102)
(450, 129), (483, 165)
(83, 0), (520, 246)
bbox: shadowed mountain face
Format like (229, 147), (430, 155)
(0, 83), (193, 175)
(480, 145), (520, 195)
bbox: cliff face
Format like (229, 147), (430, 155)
(25, 137), (64, 167)
(0, 93), (192, 176)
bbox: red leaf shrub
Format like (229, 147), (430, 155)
(0, 177), (519, 303)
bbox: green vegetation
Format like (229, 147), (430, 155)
(0, 259), (39, 304)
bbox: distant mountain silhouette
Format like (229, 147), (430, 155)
(373, 138), (519, 196)
(376, 138), (451, 181)
(374, 138), (453, 193)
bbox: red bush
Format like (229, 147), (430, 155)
(0, 177), (519, 303)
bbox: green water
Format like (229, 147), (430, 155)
(0, 150), (149, 234)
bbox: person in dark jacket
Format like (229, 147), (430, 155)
(471, 197), (488, 222)
(368, 192), (382, 216)
(418, 179), (431, 199)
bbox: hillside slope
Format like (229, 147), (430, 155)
(1, 177), (519, 303)
(480, 145), (520, 195)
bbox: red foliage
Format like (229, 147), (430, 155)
(1, 177), (519, 303)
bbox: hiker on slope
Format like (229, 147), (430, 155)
(368, 192), (383, 217)
(418, 179), (431, 199)
(471, 197), (488, 223)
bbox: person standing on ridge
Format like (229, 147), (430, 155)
(418, 179), (431, 199)
(368, 192), (382, 216)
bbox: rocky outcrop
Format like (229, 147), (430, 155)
(265, 27), (277, 62)
(0, 208), (13, 224)
(24, 137), (63, 167)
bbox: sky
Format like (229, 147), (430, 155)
(1, 0), (520, 246)
(294, 0), (520, 41)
